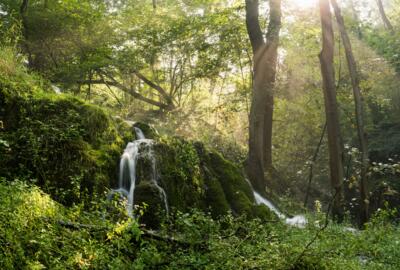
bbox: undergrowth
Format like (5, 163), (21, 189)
(1, 179), (399, 269)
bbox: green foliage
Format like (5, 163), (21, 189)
(0, 62), (133, 205)
(0, 179), (145, 269)
(0, 46), (46, 95)
(364, 29), (400, 73)
(2, 178), (400, 270)
(155, 136), (204, 210)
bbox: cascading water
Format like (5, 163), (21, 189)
(247, 180), (307, 228)
(134, 127), (145, 140)
(253, 191), (286, 219)
(110, 127), (168, 217)
(51, 84), (61, 94)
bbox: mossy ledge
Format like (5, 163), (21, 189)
(0, 85), (133, 205)
(150, 135), (275, 222)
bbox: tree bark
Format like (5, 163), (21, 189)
(376, 0), (394, 32)
(331, 0), (369, 225)
(133, 71), (175, 109)
(263, 0), (281, 171)
(245, 0), (281, 192)
(318, 0), (344, 221)
(20, 0), (29, 14)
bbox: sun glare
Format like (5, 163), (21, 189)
(291, 0), (317, 10)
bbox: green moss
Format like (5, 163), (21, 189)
(202, 149), (254, 216)
(134, 182), (167, 228)
(202, 169), (230, 218)
(154, 137), (204, 211)
(134, 122), (159, 139)
(0, 88), (133, 205)
(251, 205), (275, 221)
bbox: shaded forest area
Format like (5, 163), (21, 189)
(1, 0), (400, 269)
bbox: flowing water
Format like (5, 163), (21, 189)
(110, 127), (168, 217)
(51, 84), (62, 94)
(248, 180), (307, 228)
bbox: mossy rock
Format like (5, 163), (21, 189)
(154, 137), (205, 211)
(201, 149), (254, 216)
(133, 122), (159, 139)
(0, 87), (133, 205)
(251, 205), (276, 221)
(134, 182), (167, 228)
(151, 139), (275, 220)
(202, 170), (230, 218)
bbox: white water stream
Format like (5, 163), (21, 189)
(250, 182), (307, 228)
(109, 127), (168, 217)
(51, 84), (62, 94)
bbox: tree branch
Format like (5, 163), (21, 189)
(77, 74), (169, 110)
(133, 71), (174, 107)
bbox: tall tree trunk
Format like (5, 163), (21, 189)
(245, 0), (281, 192)
(263, 0), (281, 171)
(318, 0), (344, 221)
(20, 0), (29, 14)
(376, 0), (394, 31)
(331, 0), (369, 225)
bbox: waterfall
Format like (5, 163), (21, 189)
(247, 179), (307, 228)
(51, 84), (61, 94)
(134, 127), (145, 140)
(110, 127), (168, 217)
(253, 191), (286, 219)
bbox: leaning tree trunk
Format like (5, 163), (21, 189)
(376, 0), (394, 32)
(331, 0), (369, 225)
(318, 0), (344, 221)
(245, 0), (281, 192)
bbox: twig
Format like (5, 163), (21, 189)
(291, 190), (338, 267)
(304, 122), (327, 207)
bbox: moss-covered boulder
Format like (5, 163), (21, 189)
(154, 137), (205, 211)
(0, 86), (133, 205)
(134, 182), (167, 228)
(144, 137), (275, 221)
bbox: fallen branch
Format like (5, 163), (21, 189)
(52, 219), (205, 249)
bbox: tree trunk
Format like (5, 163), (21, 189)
(20, 0), (29, 14)
(331, 0), (369, 225)
(245, 0), (281, 192)
(376, 0), (394, 31)
(263, 0), (281, 171)
(318, 0), (344, 221)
